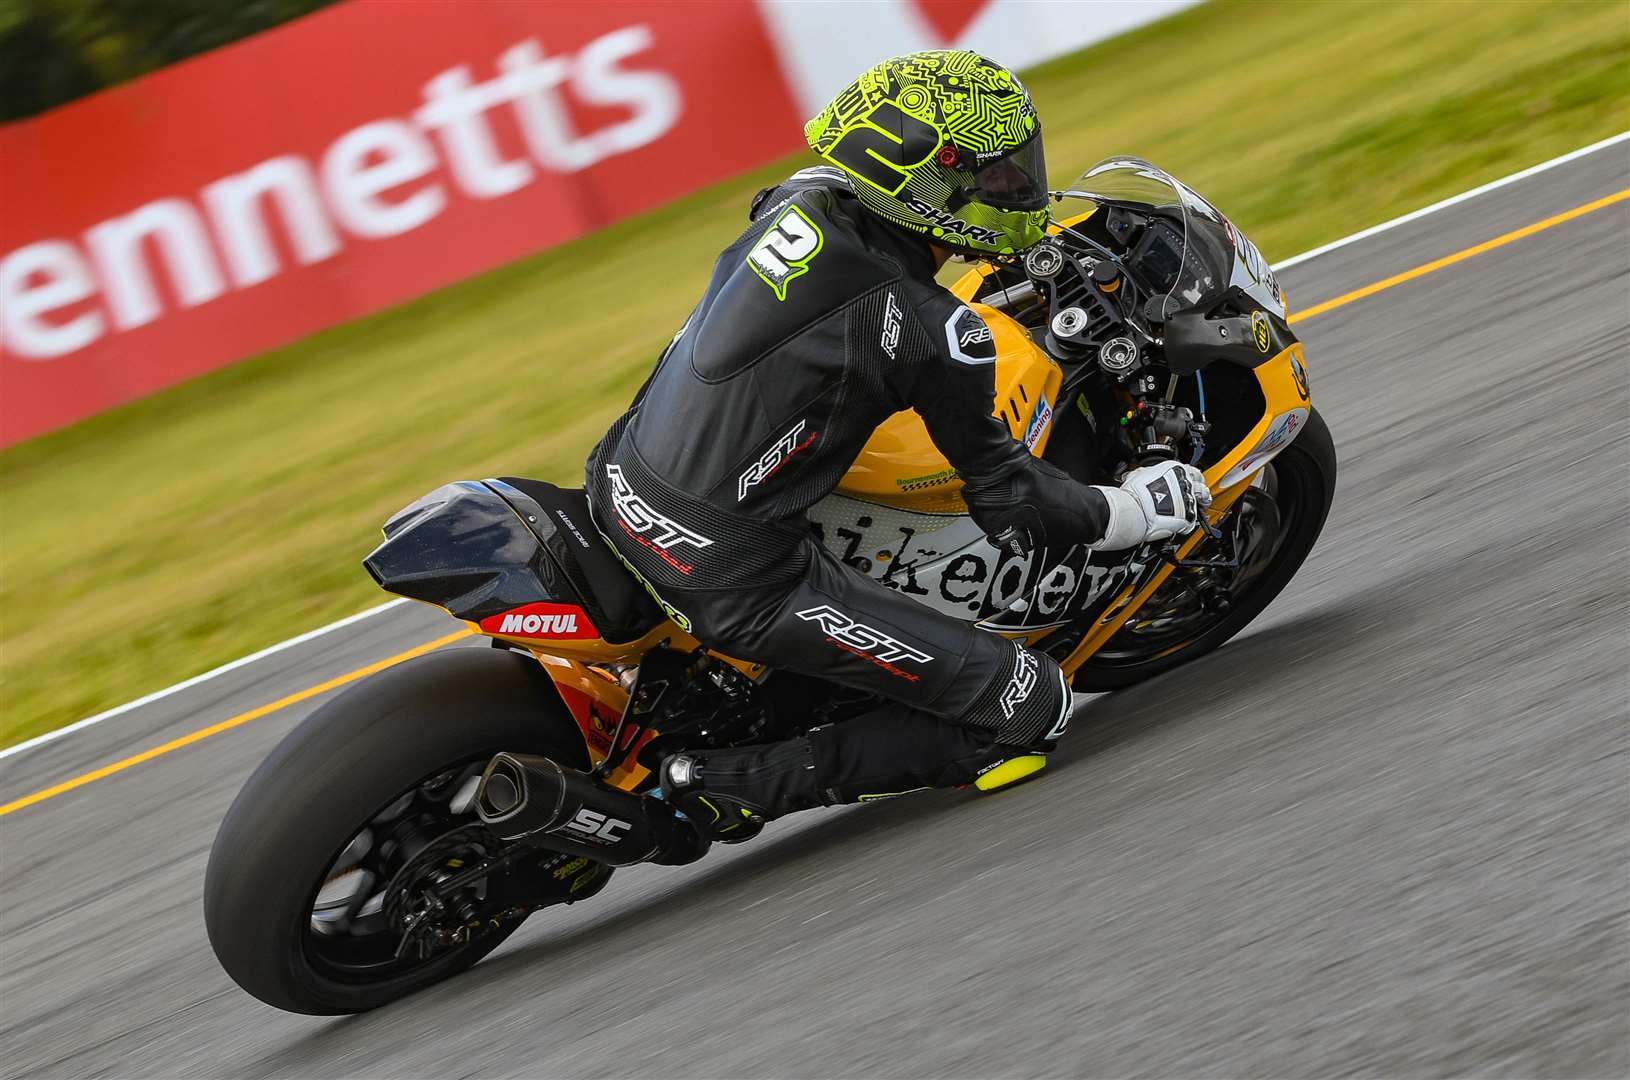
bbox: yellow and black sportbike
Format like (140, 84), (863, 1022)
(206, 159), (1336, 1014)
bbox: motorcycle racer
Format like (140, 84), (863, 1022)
(585, 50), (1210, 843)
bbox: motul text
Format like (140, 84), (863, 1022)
(478, 602), (599, 640)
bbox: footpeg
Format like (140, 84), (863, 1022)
(658, 751), (768, 844)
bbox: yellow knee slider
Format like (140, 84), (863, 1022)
(973, 754), (1047, 792)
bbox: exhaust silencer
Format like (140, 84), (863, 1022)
(476, 753), (698, 866)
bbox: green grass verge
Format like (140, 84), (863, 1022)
(3, 0), (1627, 748)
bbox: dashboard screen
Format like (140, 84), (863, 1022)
(1130, 219), (1219, 304)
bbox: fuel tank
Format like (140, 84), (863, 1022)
(836, 302), (1061, 512)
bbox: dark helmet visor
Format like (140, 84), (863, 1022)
(970, 131), (1048, 211)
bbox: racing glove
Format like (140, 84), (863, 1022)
(1095, 460), (1213, 549)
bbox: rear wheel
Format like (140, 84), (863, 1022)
(1070, 408), (1337, 692)
(204, 647), (600, 1015)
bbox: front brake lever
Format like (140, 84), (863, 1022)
(1162, 518), (1238, 570)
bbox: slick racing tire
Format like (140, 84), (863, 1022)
(204, 647), (592, 1015)
(1070, 407), (1337, 692)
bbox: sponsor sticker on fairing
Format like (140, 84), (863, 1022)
(804, 492), (1132, 632)
(895, 466), (960, 491)
(1251, 310), (1272, 354)
(1023, 394), (1052, 450)
(1217, 407), (1308, 489)
(479, 602), (600, 640)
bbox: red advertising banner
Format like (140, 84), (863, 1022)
(0, 0), (1194, 446)
(0, 1), (804, 445)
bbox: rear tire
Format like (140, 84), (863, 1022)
(1070, 407), (1337, 692)
(204, 646), (590, 1015)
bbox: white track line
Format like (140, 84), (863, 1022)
(0, 600), (407, 761)
(4, 130), (1627, 765)
(1273, 131), (1630, 270)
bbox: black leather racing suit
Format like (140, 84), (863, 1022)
(586, 168), (1116, 814)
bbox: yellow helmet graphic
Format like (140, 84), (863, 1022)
(805, 50), (1049, 258)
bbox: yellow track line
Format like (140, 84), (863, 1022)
(3, 186), (1627, 819)
(1290, 188), (1629, 323)
(0, 628), (472, 816)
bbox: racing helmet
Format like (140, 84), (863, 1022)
(805, 50), (1049, 258)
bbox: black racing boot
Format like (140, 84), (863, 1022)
(658, 737), (826, 843)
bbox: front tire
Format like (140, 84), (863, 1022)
(204, 646), (591, 1015)
(1070, 407), (1337, 692)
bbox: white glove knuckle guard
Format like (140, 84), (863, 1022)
(1108, 460), (1215, 546)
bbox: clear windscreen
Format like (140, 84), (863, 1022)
(1052, 158), (1253, 315)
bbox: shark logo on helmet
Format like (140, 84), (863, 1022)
(899, 197), (1001, 245)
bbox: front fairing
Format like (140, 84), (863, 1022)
(1054, 158), (1286, 318)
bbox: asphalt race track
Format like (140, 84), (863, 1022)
(3, 146), (1626, 1078)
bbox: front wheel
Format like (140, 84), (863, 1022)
(204, 647), (601, 1015)
(1070, 407), (1337, 692)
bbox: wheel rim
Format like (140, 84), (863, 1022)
(1089, 451), (1317, 667)
(299, 759), (504, 983)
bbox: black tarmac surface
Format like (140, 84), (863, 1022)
(2, 145), (1627, 1078)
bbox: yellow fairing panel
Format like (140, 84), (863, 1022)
(837, 302), (1062, 512)
(948, 262), (998, 303)
(1057, 342), (1312, 675)
(1206, 343), (1311, 500)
